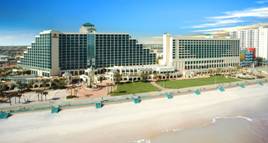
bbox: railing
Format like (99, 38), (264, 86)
(1, 78), (267, 113)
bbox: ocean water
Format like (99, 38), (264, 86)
(131, 112), (268, 143)
(149, 115), (268, 143)
(130, 88), (268, 143)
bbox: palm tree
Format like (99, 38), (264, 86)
(27, 80), (34, 89)
(226, 67), (232, 75)
(157, 74), (162, 81)
(15, 81), (29, 103)
(42, 91), (48, 101)
(0, 81), (4, 95)
(66, 84), (79, 99)
(140, 71), (149, 82)
(35, 89), (43, 101)
(166, 72), (170, 80)
(215, 68), (221, 75)
(0, 82), (6, 102)
(208, 68), (213, 76)
(152, 73), (158, 81)
(112, 71), (122, 92)
(16, 81), (28, 92)
(113, 71), (122, 84)
(42, 79), (52, 89)
(98, 75), (105, 83)
(13, 92), (23, 104)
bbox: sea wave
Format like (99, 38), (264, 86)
(212, 115), (253, 124)
(162, 128), (182, 133)
(131, 138), (151, 143)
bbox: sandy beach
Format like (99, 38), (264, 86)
(1, 83), (268, 143)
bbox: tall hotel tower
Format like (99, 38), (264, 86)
(229, 24), (268, 60)
(18, 23), (156, 76)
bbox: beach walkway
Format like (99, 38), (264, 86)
(151, 81), (166, 90)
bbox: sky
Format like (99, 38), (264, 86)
(0, 0), (268, 45)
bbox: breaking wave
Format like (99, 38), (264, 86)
(212, 115), (253, 124)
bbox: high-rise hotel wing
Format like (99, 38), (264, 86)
(18, 23), (156, 76)
(163, 34), (240, 73)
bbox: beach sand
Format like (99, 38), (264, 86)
(1, 84), (268, 143)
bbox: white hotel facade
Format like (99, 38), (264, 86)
(229, 24), (268, 60)
(163, 34), (240, 74)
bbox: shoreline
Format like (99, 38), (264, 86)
(1, 83), (268, 143)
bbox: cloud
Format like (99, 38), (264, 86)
(192, 19), (243, 29)
(210, 7), (268, 20)
(191, 6), (268, 33)
(256, 0), (268, 4)
(193, 27), (237, 33)
(138, 36), (163, 44)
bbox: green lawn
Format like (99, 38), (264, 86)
(111, 82), (160, 96)
(156, 76), (240, 89)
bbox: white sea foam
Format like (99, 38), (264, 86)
(161, 128), (182, 133)
(236, 116), (253, 122)
(132, 138), (151, 143)
(211, 115), (253, 124)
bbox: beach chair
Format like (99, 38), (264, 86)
(132, 96), (141, 104)
(0, 112), (11, 119)
(194, 89), (201, 96)
(217, 86), (225, 92)
(51, 105), (61, 113)
(95, 101), (103, 109)
(164, 92), (173, 99)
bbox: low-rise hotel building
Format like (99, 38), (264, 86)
(106, 65), (181, 82)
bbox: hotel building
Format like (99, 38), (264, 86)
(229, 24), (268, 60)
(143, 44), (163, 62)
(18, 23), (156, 76)
(163, 34), (240, 74)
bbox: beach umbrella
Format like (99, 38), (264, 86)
(217, 86), (225, 92)
(239, 83), (245, 88)
(194, 89), (201, 96)
(132, 96), (141, 104)
(164, 92), (173, 99)
(51, 105), (61, 113)
(95, 101), (103, 109)
(0, 112), (11, 119)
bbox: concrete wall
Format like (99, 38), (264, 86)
(50, 32), (60, 76)
(163, 34), (173, 66)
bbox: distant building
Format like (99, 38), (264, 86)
(0, 55), (8, 62)
(143, 44), (163, 61)
(0, 54), (18, 68)
(18, 23), (156, 77)
(229, 24), (268, 59)
(163, 34), (240, 74)
(0, 46), (27, 59)
(245, 48), (256, 61)
(0, 46), (27, 68)
(240, 48), (256, 67)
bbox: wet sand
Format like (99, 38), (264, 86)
(152, 115), (268, 143)
(0, 84), (268, 143)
